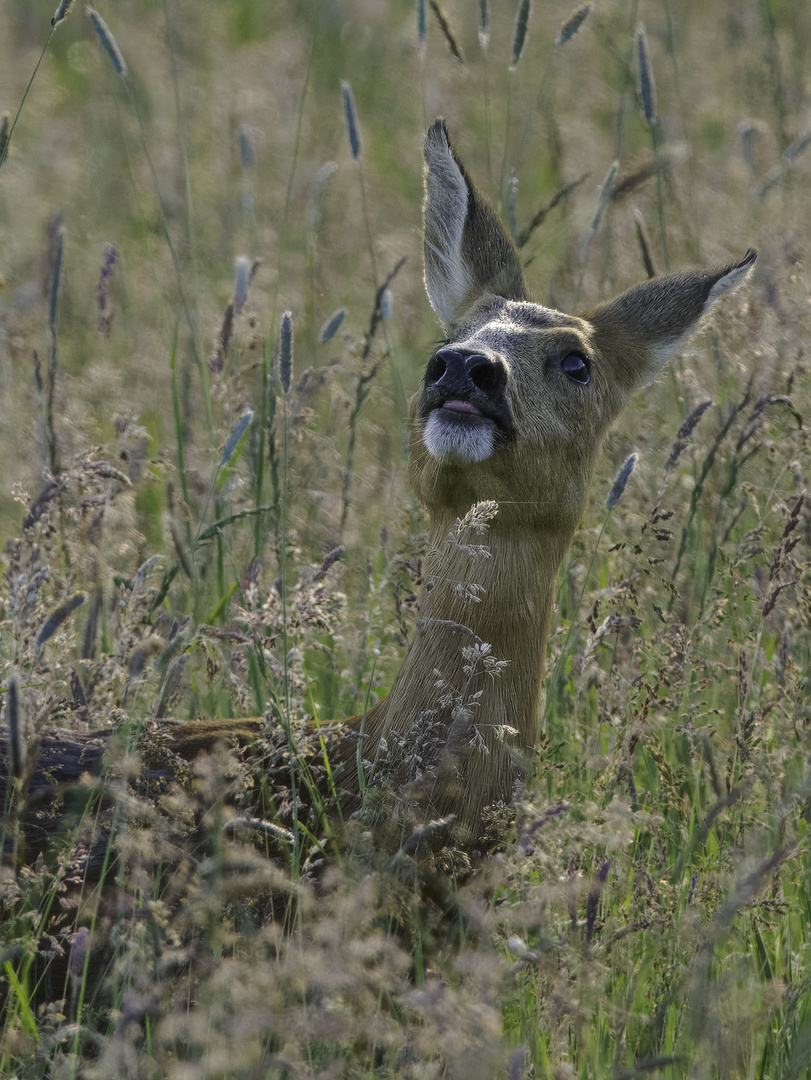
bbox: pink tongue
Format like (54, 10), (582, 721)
(442, 400), (480, 414)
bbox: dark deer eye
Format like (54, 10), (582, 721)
(561, 353), (590, 385)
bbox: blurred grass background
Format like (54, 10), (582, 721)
(0, 0), (810, 1077)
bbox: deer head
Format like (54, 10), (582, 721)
(351, 120), (755, 848)
(410, 119), (756, 538)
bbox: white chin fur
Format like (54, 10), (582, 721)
(422, 411), (495, 462)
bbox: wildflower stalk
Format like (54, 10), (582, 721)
(339, 258), (406, 536)
(341, 81), (378, 287)
(254, 14), (317, 558)
(670, 383), (752, 590)
(514, 4), (591, 188)
(339, 82), (407, 492)
(479, 0), (493, 182)
(163, 0), (201, 316)
(275, 311), (302, 875)
(636, 24), (668, 268)
(574, 159), (618, 305)
(127, 90), (213, 432)
(192, 410), (254, 551)
(168, 321), (190, 534)
(45, 225), (65, 475)
(612, 0), (640, 159)
(0, 3), (76, 174)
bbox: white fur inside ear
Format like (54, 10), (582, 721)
(703, 254), (757, 312)
(638, 333), (684, 385)
(423, 133), (474, 325)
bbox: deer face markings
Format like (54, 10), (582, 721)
(419, 301), (598, 464)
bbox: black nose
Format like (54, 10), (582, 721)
(425, 348), (507, 398)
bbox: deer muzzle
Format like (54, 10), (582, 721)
(419, 347), (515, 462)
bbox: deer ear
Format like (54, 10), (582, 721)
(423, 119), (527, 327)
(586, 249), (757, 388)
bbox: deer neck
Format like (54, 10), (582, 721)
(371, 507), (573, 783)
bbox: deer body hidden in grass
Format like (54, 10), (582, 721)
(337, 119), (756, 846)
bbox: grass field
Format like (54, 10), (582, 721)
(1, 0), (810, 1076)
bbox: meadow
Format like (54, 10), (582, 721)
(0, 0), (810, 1076)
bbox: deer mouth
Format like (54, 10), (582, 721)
(438, 399), (483, 417)
(420, 393), (515, 463)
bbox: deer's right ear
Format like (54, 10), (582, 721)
(423, 119), (527, 327)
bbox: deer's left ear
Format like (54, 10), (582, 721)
(585, 249), (757, 388)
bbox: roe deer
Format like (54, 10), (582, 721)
(337, 119), (756, 847)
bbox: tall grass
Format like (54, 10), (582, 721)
(0, 1), (809, 1077)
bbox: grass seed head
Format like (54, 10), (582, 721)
(280, 310), (293, 393)
(479, 0), (490, 48)
(0, 113), (9, 163)
(233, 254), (252, 313)
(52, 0), (76, 27)
(220, 411), (254, 468)
(238, 125), (255, 167)
(48, 225), (65, 334)
(429, 0), (465, 64)
(319, 307), (346, 343)
(556, 3), (591, 46)
(86, 7), (128, 78)
(96, 243), (117, 338)
(783, 129), (811, 164)
(606, 453), (638, 510)
(635, 24), (657, 125)
(36, 593), (85, 659)
(510, 0), (531, 68)
(340, 80), (362, 162)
